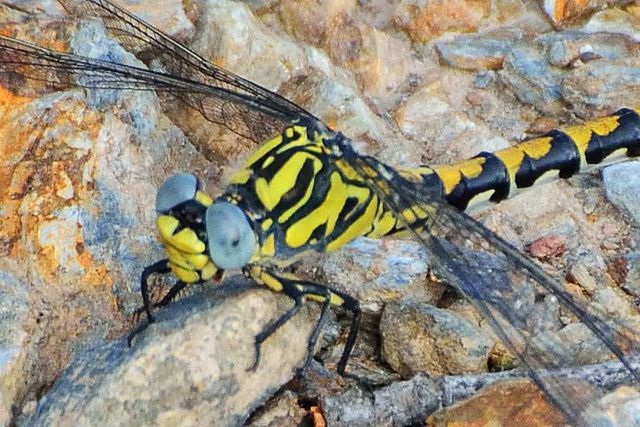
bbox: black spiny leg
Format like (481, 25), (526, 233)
(127, 259), (171, 345)
(248, 270), (361, 375)
(140, 259), (172, 323)
(293, 282), (332, 373)
(336, 294), (361, 376)
(249, 290), (305, 372)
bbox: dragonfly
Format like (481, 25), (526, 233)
(1, 0), (638, 424)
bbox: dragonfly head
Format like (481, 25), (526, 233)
(156, 173), (255, 271)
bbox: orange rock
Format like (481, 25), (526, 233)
(428, 380), (566, 426)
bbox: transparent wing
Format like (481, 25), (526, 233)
(0, 32), (309, 145)
(336, 142), (640, 424)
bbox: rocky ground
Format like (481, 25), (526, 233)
(0, 0), (639, 426)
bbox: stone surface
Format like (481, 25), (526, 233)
(21, 281), (318, 427)
(435, 29), (521, 70)
(321, 374), (441, 427)
(380, 301), (495, 378)
(428, 379), (567, 426)
(603, 162), (640, 224)
(542, 0), (635, 24)
(0, 271), (31, 426)
(583, 386), (640, 427)
(322, 237), (439, 312)
(247, 390), (307, 427)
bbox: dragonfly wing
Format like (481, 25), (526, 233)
(55, 0), (317, 139)
(0, 34), (296, 143)
(337, 139), (640, 424)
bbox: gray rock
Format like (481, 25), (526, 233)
(0, 271), (31, 426)
(537, 32), (637, 68)
(603, 161), (640, 224)
(583, 386), (640, 427)
(322, 237), (439, 312)
(562, 60), (640, 117)
(321, 374), (441, 427)
(435, 29), (521, 70)
(499, 44), (565, 113)
(22, 280), (319, 427)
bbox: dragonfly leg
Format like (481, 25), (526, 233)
(128, 259), (172, 345)
(247, 267), (361, 375)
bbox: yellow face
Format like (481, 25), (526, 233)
(157, 190), (220, 283)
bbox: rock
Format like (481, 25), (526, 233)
(499, 44), (566, 114)
(21, 280), (319, 427)
(583, 386), (640, 427)
(435, 29), (521, 70)
(0, 271), (31, 426)
(526, 234), (568, 259)
(320, 374), (441, 427)
(608, 253), (640, 298)
(537, 32), (637, 68)
(391, 0), (491, 43)
(322, 237), (439, 312)
(562, 60), (640, 117)
(542, 0), (632, 24)
(246, 390), (307, 427)
(603, 162), (640, 224)
(380, 301), (494, 378)
(583, 8), (640, 41)
(428, 378), (566, 426)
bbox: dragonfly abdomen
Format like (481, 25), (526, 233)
(419, 107), (640, 211)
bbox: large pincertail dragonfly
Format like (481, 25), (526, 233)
(1, 0), (639, 424)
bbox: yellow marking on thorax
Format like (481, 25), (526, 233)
(368, 209), (397, 238)
(285, 172), (348, 248)
(277, 156), (325, 223)
(230, 131), (292, 185)
(255, 151), (323, 211)
(261, 218), (273, 231)
(326, 193), (378, 252)
(276, 126), (312, 152)
(261, 233), (276, 257)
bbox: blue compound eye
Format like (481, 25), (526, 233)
(206, 202), (256, 270)
(156, 173), (199, 213)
